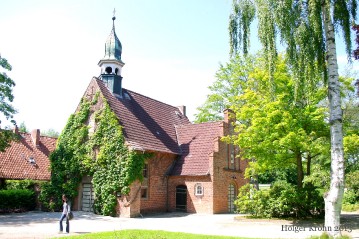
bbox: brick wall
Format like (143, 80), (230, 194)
(168, 175), (213, 213)
(140, 152), (177, 214)
(212, 110), (249, 213)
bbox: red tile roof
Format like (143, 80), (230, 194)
(0, 132), (56, 180)
(86, 78), (225, 176)
(94, 78), (190, 154)
(171, 122), (222, 176)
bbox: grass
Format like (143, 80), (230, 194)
(342, 203), (359, 212)
(308, 232), (352, 239)
(62, 229), (257, 239)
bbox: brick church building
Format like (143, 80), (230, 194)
(73, 16), (248, 217)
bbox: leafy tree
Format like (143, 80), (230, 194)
(18, 122), (28, 133)
(195, 54), (256, 122)
(0, 55), (17, 151)
(229, 0), (357, 235)
(231, 55), (328, 189)
(41, 128), (59, 138)
(197, 54), (329, 189)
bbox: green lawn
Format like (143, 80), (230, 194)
(63, 229), (257, 239)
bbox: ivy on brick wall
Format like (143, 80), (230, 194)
(39, 93), (150, 216)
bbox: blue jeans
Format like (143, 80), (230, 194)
(59, 213), (69, 233)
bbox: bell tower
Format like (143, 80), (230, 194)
(98, 9), (125, 97)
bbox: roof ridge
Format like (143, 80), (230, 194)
(19, 132), (58, 139)
(177, 121), (222, 128)
(123, 88), (184, 112)
(94, 77), (186, 114)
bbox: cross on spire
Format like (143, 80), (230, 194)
(112, 8), (116, 21)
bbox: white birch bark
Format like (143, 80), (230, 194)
(322, 2), (345, 238)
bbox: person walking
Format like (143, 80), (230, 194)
(59, 194), (70, 233)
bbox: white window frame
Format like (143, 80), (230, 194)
(194, 183), (204, 196)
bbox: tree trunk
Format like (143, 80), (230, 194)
(296, 153), (303, 188)
(322, 3), (345, 238)
(306, 154), (311, 176)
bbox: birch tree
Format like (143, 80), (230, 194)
(229, 0), (357, 237)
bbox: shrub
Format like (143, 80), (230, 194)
(343, 189), (357, 205)
(235, 181), (324, 218)
(346, 171), (359, 202)
(5, 179), (37, 190)
(0, 189), (36, 212)
(342, 203), (359, 212)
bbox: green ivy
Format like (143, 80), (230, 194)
(40, 94), (150, 215)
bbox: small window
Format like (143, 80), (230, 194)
(141, 187), (148, 199)
(194, 183), (203, 196)
(105, 66), (112, 74)
(143, 163), (148, 178)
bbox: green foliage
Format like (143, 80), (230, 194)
(235, 181), (324, 219)
(5, 179), (38, 190)
(309, 233), (352, 239)
(0, 189), (36, 212)
(41, 128), (59, 137)
(342, 189), (357, 205)
(91, 105), (149, 215)
(195, 54), (256, 123)
(219, 54), (329, 188)
(229, 0), (255, 55)
(229, 0), (356, 85)
(346, 171), (359, 193)
(38, 181), (57, 211)
(0, 129), (18, 152)
(342, 203), (359, 212)
(0, 55), (17, 152)
(40, 94), (149, 215)
(0, 55), (16, 121)
(343, 171), (359, 205)
(18, 122), (28, 133)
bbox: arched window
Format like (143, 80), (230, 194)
(105, 66), (112, 74)
(194, 183), (203, 196)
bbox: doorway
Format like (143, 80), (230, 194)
(228, 183), (236, 213)
(176, 185), (187, 212)
(82, 183), (95, 212)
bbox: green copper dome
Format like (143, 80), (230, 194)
(103, 16), (122, 61)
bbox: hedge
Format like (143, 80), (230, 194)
(0, 189), (36, 212)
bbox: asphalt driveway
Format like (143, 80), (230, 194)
(0, 211), (358, 239)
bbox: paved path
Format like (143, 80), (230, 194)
(0, 211), (358, 239)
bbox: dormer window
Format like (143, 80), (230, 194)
(29, 157), (36, 165)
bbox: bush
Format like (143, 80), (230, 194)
(0, 189), (36, 212)
(235, 181), (324, 218)
(342, 203), (359, 212)
(343, 189), (357, 205)
(5, 179), (37, 190)
(235, 183), (272, 218)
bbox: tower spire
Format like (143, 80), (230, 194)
(112, 8), (116, 29)
(98, 9), (125, 98)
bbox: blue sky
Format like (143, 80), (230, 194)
(0, 0), (357, 133)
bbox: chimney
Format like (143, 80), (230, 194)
(177, 105), (186, 116)
(13, 125), (19, 134)
(224, 109), (235, 124)
(31, 129), (40, 147)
